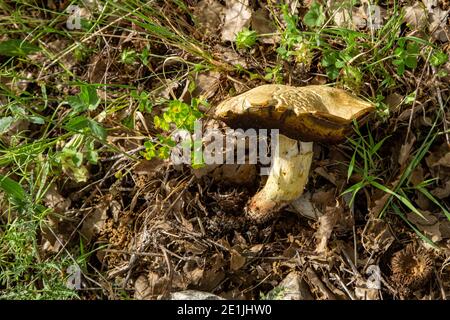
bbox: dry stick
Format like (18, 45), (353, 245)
(343, 248), (396, 297)
(102, 146), (145, 162)
(379, 276), (397, 296)
(431, 66), (450, 148)
(343, 192), (359, 269)
(77, 155), (130, 194)
(160, 245), (173, 297)
(240, 273), (273, 295)
(405, 49), (433, 144)
(331, 272), (355, 300)
(103, 249), (163, 257)
(164, 175), (196, 219)
(306, 267), (336, 300)
(434, 267), (447, 300)
(341, 248), (360, 277)
(124, 190), (171, 282)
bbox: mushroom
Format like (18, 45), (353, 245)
(213, 84), (375, 222)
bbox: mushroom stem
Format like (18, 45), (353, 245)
(247, 134), (313, 222)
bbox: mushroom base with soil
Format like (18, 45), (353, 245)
(247, 134), (313, 222)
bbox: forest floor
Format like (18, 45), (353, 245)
(0, 0), (450, 300)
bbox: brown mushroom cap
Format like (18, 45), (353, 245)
(214, 84), (375, 142)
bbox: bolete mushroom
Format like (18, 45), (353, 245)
(213, 84), (375, 222)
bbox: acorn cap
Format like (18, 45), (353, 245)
(213, 84), (375, 142)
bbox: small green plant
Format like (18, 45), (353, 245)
(0, 104), (45, 137)
(131, 90), (152, 113)
(343, 122), (431, 224)
(142, 98), (205, 162)
(142, 135), (176, 160)
(57, 84), (106, 182)
(276, 5), (313, 66)
(54, 134), (99, 182)
(0, 170), (79, 299)
(65, 84), (106, 141)
(153, 98), (204, 132)
(343, 122), (390, 207)
(321, 49), (344, 80)
(264, 65), (283, 83)
(320, 31), (363, 84)
(303, 1), (325, 28)
(0, 39), (40, 57)
(65, 116), (107, 142)
(374, 94), (390, 120)
(120, 49), (137, 64)
(260, 287), (286, 300)
(67, 84), (100, 114)
(235, 28), (257, 50)
(392, 39), (420, 76)
(430, 50), (448, 67)
(320, 47), (363, 88)
(139, 46), (150, 65)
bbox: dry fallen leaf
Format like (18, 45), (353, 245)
(355, 278), (380, 300)
(134, 275), (152, 300)
(404, 3), (428, 30)
(183, 267), (204, 286)
(197, 252), (226, 291)
(315, 204), (344, 253)
(80, 204), (108, 243)
(410, 165), (425, 187)
(88, 53), (108, 84)
(398, 135), (416, 168)
(436, 152), (450, 167)
(221, 0), (252, 42)
(406, 211), (450, 242)
(429, 8), (450, 42)
(431, 180), (450, 199)
(422, 0), (438, 13)
(193, 0), (225, 36)
(198, 269), (226, 291)
(134, 158), (165, 176)
(134, 272), (171, 300)
(362, 218), (394, 253)
(305, 267), (336, 300)
(213, 44), (249, 68)
(247, 243), (264, 254)
(251, 8), (278, 44)
(289, 192), (324, 220)
(425, 143), (450, 182)
(230, 247), (246, 270)
(327, 0), (354, 28)
(43, 184), (71, 213)
(271, 271), (313, 300)
(314, 167), (338, 186)
(158, 80), (180, 99)
(192, 71), (221, 100)
(384, 92), (403, 111)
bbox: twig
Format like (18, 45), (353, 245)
(431, 66), (450, 148)
(306, 267), (336, 300)
(102, 146), (145, 162)
(405, 50), (433, 144)
(434, 267), (447, 300)
(331, 272), (355, 300)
